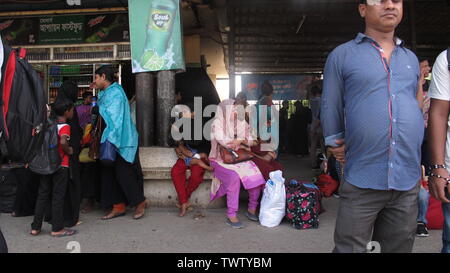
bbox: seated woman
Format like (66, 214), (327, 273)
(209, 95), (266, 229)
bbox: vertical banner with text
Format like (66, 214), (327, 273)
(129, 0), (185, 73)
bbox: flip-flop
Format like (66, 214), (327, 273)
(101, 212), (126, 220)
(52, 229), (77, 238)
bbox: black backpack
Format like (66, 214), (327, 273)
(28, 119), (61, 175)
(0, 169), (17, 213)
(0, 45), (47, 164)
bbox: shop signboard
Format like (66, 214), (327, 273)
(39, 15), (85, 44)
(1, 13), (131, 46)
(129, 0), (185, 73)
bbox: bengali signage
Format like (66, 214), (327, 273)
(39, 15), (85, 44)
(0, 13), (130, 46)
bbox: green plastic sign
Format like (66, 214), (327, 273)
(129, 0), (185, 73)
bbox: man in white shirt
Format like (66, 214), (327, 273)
(427, 48), (450, 253)
(0, 35), (7, 254)
(0, 35), (3, 81)
(309, 85), (325, 168)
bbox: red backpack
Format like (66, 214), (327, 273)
(0, 45), (47, 164)
(317, 174), (339, 197)
(426, 195), (444, 230)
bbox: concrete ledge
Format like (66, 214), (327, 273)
(140, 147), (225, 208)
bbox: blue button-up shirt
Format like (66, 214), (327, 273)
(321, 33), (424, 191)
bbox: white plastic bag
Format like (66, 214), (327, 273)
(259, 170), (286, 228)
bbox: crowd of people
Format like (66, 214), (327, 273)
(5, 65), (147, 238)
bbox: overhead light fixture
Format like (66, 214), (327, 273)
(67, 0), (81, 5)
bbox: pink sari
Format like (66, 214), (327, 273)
(209, 99), (266, 200)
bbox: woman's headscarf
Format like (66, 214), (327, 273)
(209, 99), (255, 160)
(55, 81), (78, 104)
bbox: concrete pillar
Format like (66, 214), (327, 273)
(409, 0), (417, 52)
(136, 72), (155, 147)
(228, 4), (236, 99)
(156, 70), (176, 147)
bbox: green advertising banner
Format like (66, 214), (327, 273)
(39, 15), (85, 44)
(0, 18), (39, 46)
(129, 0), (185, 73)
(84, 14), (130, 43)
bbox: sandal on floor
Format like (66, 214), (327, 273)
(52, 229), (77, 238)
(133, 200), (150, 220)
(101, 211), (126, 220)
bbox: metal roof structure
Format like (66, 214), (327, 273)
(1, 0), (449, 74)
(219, 0), (450, 74)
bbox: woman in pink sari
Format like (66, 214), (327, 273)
(209, 96), (266, 229)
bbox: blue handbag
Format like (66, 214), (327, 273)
(100, 140), (117, 165)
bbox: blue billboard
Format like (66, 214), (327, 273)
(241, 74), (316, 100)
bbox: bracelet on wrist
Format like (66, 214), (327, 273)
(429, 164), (446, 171)
(429, 173), (450, 184)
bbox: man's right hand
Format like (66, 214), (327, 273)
(329, 138), (346, 164)
(429, 168), (450, 203)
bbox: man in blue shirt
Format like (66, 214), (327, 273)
(321, 0), (424, 253)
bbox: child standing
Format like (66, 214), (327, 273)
(31, 102), (77, 237)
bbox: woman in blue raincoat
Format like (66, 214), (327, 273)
(94, 66), (148, 220)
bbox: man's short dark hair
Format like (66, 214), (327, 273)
(82, 91), (93, 99)
(418, 56), (429, 63)
(53, 101), (73, 117)
(95, 65), (116, 83)
(359, 0), (366, 4)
